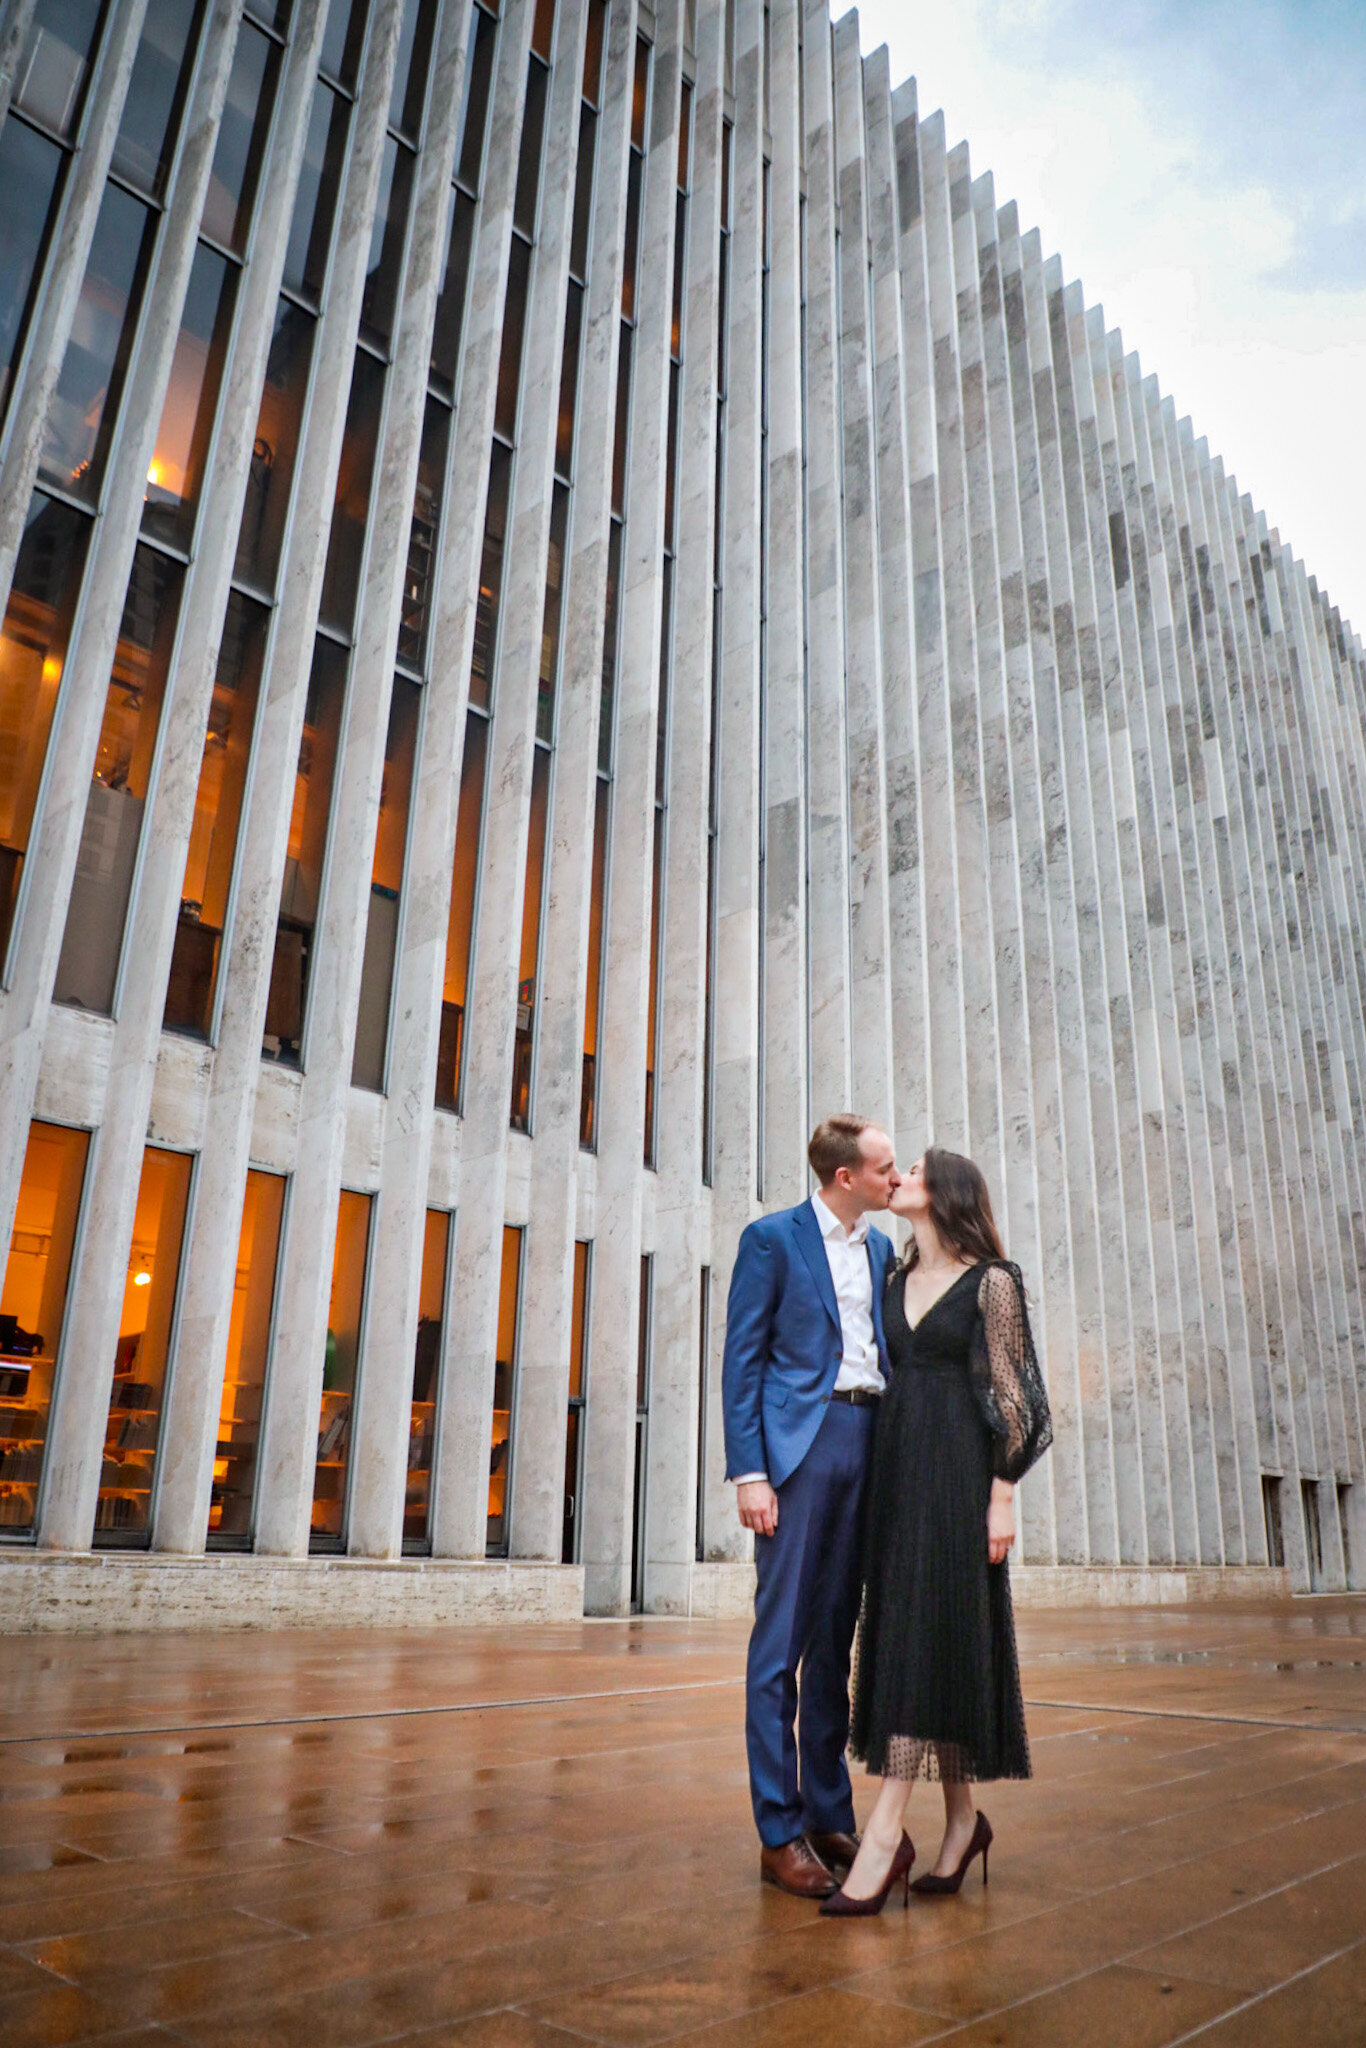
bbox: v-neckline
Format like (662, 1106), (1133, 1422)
(902, 1262), (979, 1333)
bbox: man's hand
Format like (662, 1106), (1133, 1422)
(737, 1478), (779, 1537)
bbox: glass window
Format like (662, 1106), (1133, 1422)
(644, 808), (663, 1163)
(111, 0), (200, 198)
(530, 0), (554, 61)
(569, 109), (595, 282)
(0, 117), (65, 424)
(389, 0), (437, 139)
(581, 0), (606, 104)
(311, 1187), (371, 1547)
(671, 195), (686, 361)
(12, 0), (104, 138)
(599, 515), (622, 765)
(556, 283), (582, 479)
(513, 59), (547, 241)
(678, 80), (692, 188)
(207, 1166), (284, 1545)
(318, 0), (365, 88)
(488, 1224), (522, 1554)
(429, 188), (475, 396)
(610, 327), (631, 518)
(538, 484), (568, 740)
(359, 136), (414, 348)
(621, 153), (643, 321)
(94, 1145), (193, 1542)
(470, 442), (511, 706)
(561, 1238), (588, 1562)
(263, 636), (347, 1065)
(510, 746), (548, 1131)
(0, 1121), (89, 1537)
(580, 781), (607, 1146)
(631, 1254), (651, 1604)
(54, 545), (183, 1014)
(165, 589), (268, 1037)
(435, 709), (487, 1109)
(0, 492), (90, 967)
(352, 676), (420, 1091)
(631, 37), (649, 152)
(494, 236), (530, 443)
(404, 1207), (449, 1548)
(142, 242), (236, 549)
(235, 296), (314, 595)
(281, 80), (348, 305)
(201, 19), (278, 252)
(456, 5), (497, 191)
(319, 348), (385, 636)
(39, 182), (156, 502)
(398, 397), (448, 672)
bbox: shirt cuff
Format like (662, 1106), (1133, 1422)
(733, 1472), (768, 1486)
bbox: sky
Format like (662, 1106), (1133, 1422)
(852, 0), (1366, 634)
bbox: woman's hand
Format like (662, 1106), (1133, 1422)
(987, 1482), (1015, 1564)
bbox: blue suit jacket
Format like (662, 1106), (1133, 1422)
(721, 1201), (897, 1489)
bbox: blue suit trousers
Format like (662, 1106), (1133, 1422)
(745, 1398), (875, 1847)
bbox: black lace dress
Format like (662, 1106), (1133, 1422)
(849, 1261), (1052, 1784)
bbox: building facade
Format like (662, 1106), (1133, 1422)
(0, 0), (1361, 1625)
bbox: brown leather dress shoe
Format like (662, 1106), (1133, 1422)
(760, 1835), (837, 1897)
(807, 1829), (860, 1875)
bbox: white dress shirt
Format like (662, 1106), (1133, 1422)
(734, 1192), (885, 1486)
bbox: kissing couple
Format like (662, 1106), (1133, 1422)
(722, 1115), (1053, 1914)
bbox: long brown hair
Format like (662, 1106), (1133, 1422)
(903, 1146), (1005, 1270)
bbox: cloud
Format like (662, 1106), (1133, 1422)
(852, 0), (1366, 627)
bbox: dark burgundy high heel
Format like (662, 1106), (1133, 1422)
(909, 1810), (992, 1894)
(818, 1831), (914, 1916)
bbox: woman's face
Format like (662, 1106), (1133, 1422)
(889, 1155), (930, 1220)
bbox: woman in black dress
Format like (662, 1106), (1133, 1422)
(822, 1147), (1052, 1915)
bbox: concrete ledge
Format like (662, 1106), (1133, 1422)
(644, 1561), (757, 1619)
(1009, 1565), (1294, 1606)
(0, 1552), (585, 1633)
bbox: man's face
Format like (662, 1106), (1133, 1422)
(838, 1127), (899, 1212)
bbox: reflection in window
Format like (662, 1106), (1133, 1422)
(359, 136), (414, 348)
(599, 518), (622, 769)
(429, 189), (475, 396)
(510, 748), (549, 1131)
(561, 1238), (589, 1562)
(94, 1146), (193, 1542)
(469, 444), (511, 706)
(311, 1187), (372, 1547)
(435, 710), (488, 1109)
(513, 59), (548, 241)
(207, 1167), (285, 1545)
(200, 19), (277, 252)
(39, 182), (156, 501)
(456, 4), (497, 191)
(556, 285), (582, 479)
(143, 242), (236, 549)
(0, 493), (90, 967)
(165, 590), (269, 1037)
(405, 1208), (449, 1548)
(319, 349), (385, 636)
(0, 1122), (89, 1535)
(389, 0), (437, 138)
(12, 0), (103, 138)
(353, 678), (420, 1091)
(398, 397), (448, 671)
(0, 118), (65, 424)
(235, 297), (314, 594)
(263, 637), (347, 1065)
(488, 1225), (522, 1554)
(580, 782), (608, 1146)
(54, 546), (183, 1014)
(582, 0), (606, 102)
(319, 0), (366, 87)
(111, 0), (200, 198)
(281, 79), (348, 305)
(570, 110), (595, 280)
(494, 237), (530, 443)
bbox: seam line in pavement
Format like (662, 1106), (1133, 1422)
(3, 1685), (1364, 1749)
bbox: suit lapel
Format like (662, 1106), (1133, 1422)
(791, 1202), (841, 1335)
(868, 1233), (892, 1369)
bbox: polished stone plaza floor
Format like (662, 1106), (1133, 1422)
(0, 1598), (1363, 2047)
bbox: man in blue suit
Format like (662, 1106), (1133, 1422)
(723, 1113), (900, 1896)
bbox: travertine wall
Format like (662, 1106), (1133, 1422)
(0, 0), (1360, 1616)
